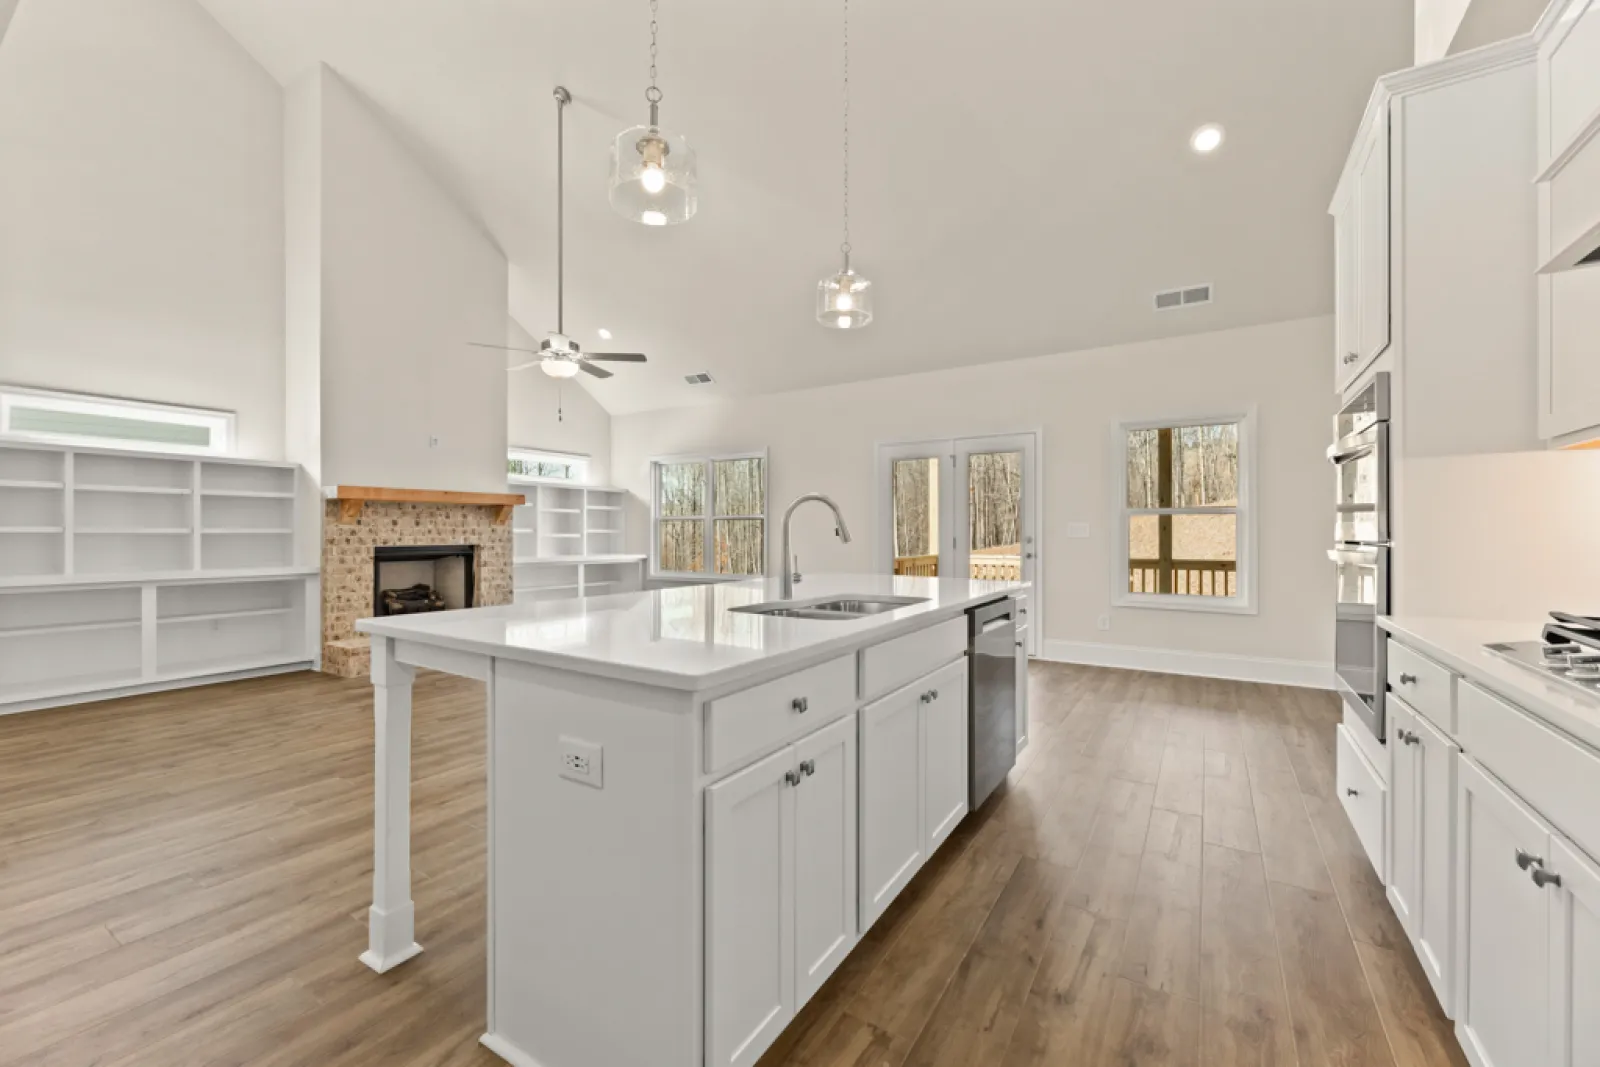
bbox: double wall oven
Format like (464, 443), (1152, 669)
(1328, 373), (1391, 742)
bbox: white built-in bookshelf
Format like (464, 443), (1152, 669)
(509, 482), (644, 604)
(0, 441), (316, 714)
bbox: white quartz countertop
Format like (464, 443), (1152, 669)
(1379, 616), (1600, 751)
(357, 574), (1027, 692)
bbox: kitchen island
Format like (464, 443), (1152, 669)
(355, 573), (1028, 1067)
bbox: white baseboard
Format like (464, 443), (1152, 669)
(1039, 639), (1334, 690)
(479, 1033), (547, 1067)
(0, 662), (315, 717)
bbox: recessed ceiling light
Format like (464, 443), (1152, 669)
(1190, 124), (1225, 154)
(597, 328), (612, 340)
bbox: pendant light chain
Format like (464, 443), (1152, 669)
(646, 0), (663, 115)
(840, 0), (851, 267)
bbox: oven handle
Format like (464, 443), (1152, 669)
(1328, 545), (1388, 564)
(1327, 440), (1377, 465)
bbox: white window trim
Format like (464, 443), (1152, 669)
(507, 446), (589, 486)
(0, 385), (236, 456)
(650, 449), (769, 581)
(1111, 409), (1258, 616)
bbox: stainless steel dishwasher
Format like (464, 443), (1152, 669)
(968, 597), (1019, 809)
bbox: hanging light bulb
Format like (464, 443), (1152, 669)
(817, 0), (872, 329)
(541, 358), (581, 379)
(609, 0), (698, 225)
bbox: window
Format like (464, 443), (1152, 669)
(0, 386), (235, 456)
(507, 447), (588, 483)
(1115, 412), (1255, 613)
(652, 452), (767, 578)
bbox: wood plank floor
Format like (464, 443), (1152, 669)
(0, 663), (1465, 1066)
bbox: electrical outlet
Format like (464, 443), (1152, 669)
(558, 736), (603, 788)
(1097, 614), (1111, 631)
(428, 435), (440, 448)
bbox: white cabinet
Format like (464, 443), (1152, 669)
(1015, 626), (1030, 755)
(705, 715), (858, 1067)
(920, 658), (969, 853)
(1456, 756), (1552, 1067)
(1333, 185), (1361, 388)
(859, 677), (926, 932)
(859, 654), (970, 931)
(1389, 696), (1459, 1016)
(792, 716), (858, 1006)
(1536, 0), (1600, 445)
(1336, 724), (1388, 882)
(706, 746), (795, 1067)
(1354, 114), (1392, 374)
(1548, 834), (1600, 1067)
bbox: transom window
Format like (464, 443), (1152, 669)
(653, 453), (767, 578)
(1115, 413), (1255, 613)
(507, 447), (588, 484)
(0, 386), (235, 456)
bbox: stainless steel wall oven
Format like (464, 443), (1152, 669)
(1328, 373), (1391, 741)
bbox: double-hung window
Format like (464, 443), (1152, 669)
(1115, 412), (1255, 613)
(653, 452), (767, 578)
(0, 386), (235, 456)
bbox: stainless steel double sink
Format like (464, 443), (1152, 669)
(728, 594), (929, 621)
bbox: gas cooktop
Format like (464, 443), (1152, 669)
(1484, 613), (1600, 701)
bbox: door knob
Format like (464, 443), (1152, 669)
(1515, 848), (1543, 871)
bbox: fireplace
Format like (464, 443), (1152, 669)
(372, 544), (476, 618)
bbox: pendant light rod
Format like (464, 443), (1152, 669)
(647, 0), (662, 128)
(553, 86), (570, 335)
(840, 0), (851, 270)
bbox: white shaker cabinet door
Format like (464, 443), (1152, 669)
(1388, 700), (1421, 936)
(1411, 705), (1459, 1017)
(859, 681), (925, 932)
(1456, 757), (1552, 1067)
(921, 657), (970, 853)
(705, 746), (796, 1067)
(1355, 112), (1391, 368)
(792, 714), (858, 1007)
(1547, 834), (1600, 1067)
(1333, 184), (1363, 388)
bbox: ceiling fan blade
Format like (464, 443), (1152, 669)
(585, 353), (648, 362)
(578, 361), (614, 379)
(507, 359), (540, 372)
(470, 342), (544, 355)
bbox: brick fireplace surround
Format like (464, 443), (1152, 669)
(320, 498), (515, 678)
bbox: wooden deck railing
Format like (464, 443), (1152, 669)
(1128, 558), (1237, 597)
(893, 554), (1024, 581)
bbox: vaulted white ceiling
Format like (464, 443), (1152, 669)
(197, 0), (1412, 414)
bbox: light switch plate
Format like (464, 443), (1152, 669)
(558, 736), (604, 788)
(1066, 522), (1091, 539)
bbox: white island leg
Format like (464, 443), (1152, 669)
(361, 635), (424, 972)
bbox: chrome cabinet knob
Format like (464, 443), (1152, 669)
(1345, 787), (1359, 797)
(1400, 730), (1420, 746)
(1399, 673), (1417, 685)
(1515, 849), (1543, 871)
(1533, 868), (1563, 889)
(791, 697), (809, 714)
(930, 689), (939, 700)
(784, 769), (802, 787)
(800, 759), (816, 777)
(1344, 352), (1360, 364)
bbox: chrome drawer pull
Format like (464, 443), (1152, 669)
(1533, 868), (1563, 889)
(1398, 673), (1417, 685)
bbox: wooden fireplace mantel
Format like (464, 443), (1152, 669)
(327, 485), (526, 525)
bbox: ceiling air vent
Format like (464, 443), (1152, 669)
(1154, 284), (1213, 311)
(684, 372), (715, 385)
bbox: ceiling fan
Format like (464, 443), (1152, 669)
(471, 86), (648, 381)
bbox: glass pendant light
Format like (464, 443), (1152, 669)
(817, 0), (871, 329)
(609, 0), (697, 226)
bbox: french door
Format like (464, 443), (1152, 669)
(874, 432), (1039, 655)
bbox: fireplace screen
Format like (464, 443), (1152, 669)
(372, 545), (476, 618)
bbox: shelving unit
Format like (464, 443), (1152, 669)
(507, 481), (646, 604)
(0, 440), (316, 715)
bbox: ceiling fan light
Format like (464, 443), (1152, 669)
(541, 358), (581, 379)
(609, 125), (697, 225)
(817, 269), (873, 329)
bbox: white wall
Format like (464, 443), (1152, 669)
(0, 0), (286, 458)
(505, 318), (612, 486)
(1397, 450), (1600, 621)
(1449, 0), (1551, 53)
(284, 66), (509, 494)
(1417, 0), (1474, 62)
(612, 317), (1337, 682)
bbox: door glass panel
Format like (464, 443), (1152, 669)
(966, 451), (1022, 582)
(891, 458), (939, 577)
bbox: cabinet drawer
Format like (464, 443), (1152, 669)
(861, 617), (967, 702)
(1337, 724), (1387, 882)
(1458, 680), (1600, 866)
(1387, 640), (1456, 736)
(705, 655), (857, 775)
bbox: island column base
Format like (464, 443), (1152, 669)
(360, 902), (423, 973)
